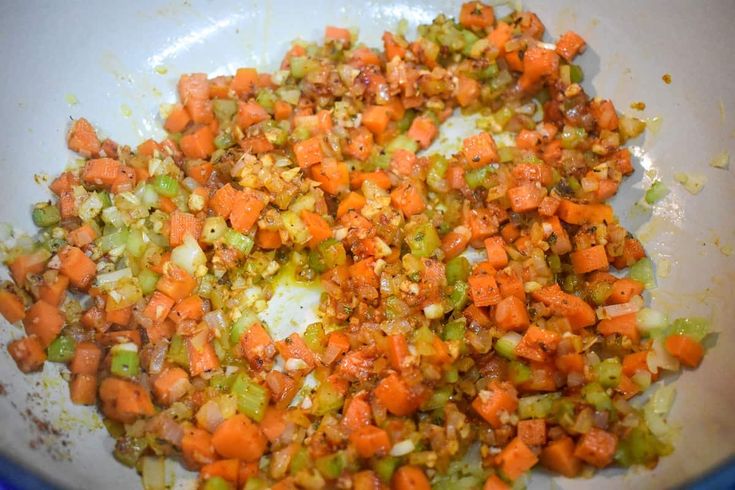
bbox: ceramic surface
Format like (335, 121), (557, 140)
(0, 1), (733, 488)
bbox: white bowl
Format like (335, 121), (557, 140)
(0, 1), (733, 488)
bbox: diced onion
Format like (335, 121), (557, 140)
(423, 303), (444, 320)
(636, 308), (668, 334)
(171, 234), (206, 275)
(597, 296), (643, 319)
(96, 267), (133, 288)
(390, 440), (415, 457)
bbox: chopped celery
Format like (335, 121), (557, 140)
(243, 478), (268, 490)
(315, 451), (346, 480)
(303, 322), (326, 353)
(595, 358), (622, 388)
(426, 155), (449, 192)
(212, 99), (237, 124)
(548, 254), (562, 274)
(202, 476), (234, 490)
(397, 109), (416, 133)
(637, 308), (668, 335)
(289, 447), (310, 475)
(138, 268), (160, 295)
(497, 146), (515, 163)
(629, 258), (655, 289)
(209, 373), (235, 392)
(562, 273), (582, 293)
(309, 238), (346, 273)
(615, 424), (670, 467)
(47, 336), (76, 363)
(374, 456), (399, 483)
(464, 165), (495, 189)
(444, 365), (459, 383)
(582, 382), (613, 411)
(495, 332), (521, 360)
(518, 393), (560, 419)
(152, 175), (179, 198)
(366, 151), (390, 170)
(645, 180), (669, 205)
(255, 89), (276, 113)
(569, 64), (584, 83)
(478, 63), (499, 80)
(446, 256), (470, 285)
(290, 56), (319, 79)
(589, 281), (613, 305)
(423, 386), (452, 411)
(229, 313), (256, 345)
(223, 229), (254, 255)
(508, 360), (532, 385)
(113, 436), (148, 467)
(442, 319), (466, 341)
(32, 203), (61, 227)
(125, 228), (146, 257)
(312, 380), (344, 416)
(214, 132), (235, 149)
(166, 334), (189, 369)
(666, 317), (710, 342)
(561, 126), (587, 149)
(97, 228), (129, 253)
(231, 374), (268, 422)
(405, 222), (441, 258)
(385, 134), (418, 155)
(110, 344), (140, 378)
(449, 281), (469, 311)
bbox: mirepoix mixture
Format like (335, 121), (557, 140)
(0, 2), (710, 489)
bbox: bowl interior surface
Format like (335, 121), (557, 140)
(0, 0), (733, 488)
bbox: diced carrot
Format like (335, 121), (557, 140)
(544, 216), (572, 255)
(143, 291), (176, 324)
(70, 342), (102, 375)
(665, 334), (704, 368)
(555, 352), (585, 374)
(158, 196), (177, 213)
(82, 158), (121, 187)
(274, 100), (293, 121)
(180, 126), (215, 159)
(531, 284), (596, 330)
(187, 336), (221, 376)
(311, 159), (349, 195)
(182, 427), (217, 469)
(521, 362), (558, 392)
(337, 192), (366, 218)
(607, 278), (644, 305)
(185, 161), (214, 186)
(540, 437), (582, 477)
(616, 374), (641, 399)
(68, 224), (98, 248)
(468, 265), (501, 307)
(8, 336), (46, 373)
(136, 139), (160, 157)
(507, 184), (544, 212)
(462, 132), (498, 169)
(354, 470), (382, 490)
(570, 245), (609, 274)
(472, 382), (518, 428)
(169, 211), (203, 247)
(200, 459), (239, 485)
(178, 73), (210, 102)
(57, 190), (76, 219)
(350, 171), (392, 190)
(459, 1), (495, 29)
(300, 210), (332, 248)
(241, 322), (275, 370)
(517, 419), (546, 446)
(374, 373), (419, 416)
(344, 127), (374, 161)
(229, 191), (265, 233)
(496, 437), (538, 480)
(518, 46), (559, 92)
(392, 465), (431, 490)
(49, 172), (79, 195)
(105, 302), (132, 326)
(494, 296), (529, 331)
(390, 182), (425, 217)
(613, 237), (646, 269)
(256, 228), (282, 249)
(383, 32), (406, 61)
(324, 25), (352, 43)
(484, 236), (508, 268)
(390, 149), (417, 176)
(342, 395), (372, 431)
(362, 105), (391, 135)
(145, 318), (176, 345)
(456, 75), (480, 107)
(67, 118), (100, 157)
(556, 31), (586, 62)
(23, 300), (64, 348)
(350, 425), (391, 458)
(557, 199), (614, 225)
(164, 104), (192, 133)
(169, 295), (205, 324)
(99, 377), (155, 424)
(156, 264), (197, 301)
(99, 329), (142, 347)
(349, 47), (381, 66)
(488, 21), (513, 54)
(232, 68), (258, 96)
(574, 427), (617, 468)
(0, 290), (25, 323)
(464, 304), (493, 328)
(265, 371), (298, 407)
(538, 196), (560, 217)
(293, 136), (324, 168)
(407, 116), (438, 149)
(210, 183), (239, 217)
(212, 414), (267, 462)
(514, 325), (561, 362)
(153, 367), (191, 405)
(622, 351), (651, 376)
(386, 334), (409, 371)
(276, 333), (316, 371)
(70, 374), (97, 405)
(442, 226), (471, 260)
(483, 475), (510, 490)
(236, 101), (270, 129)
(9, 250), (49, 287)
(260, 406), (287, 442)
(496, 270), (525, 300)
(597, 313), (640, 343)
